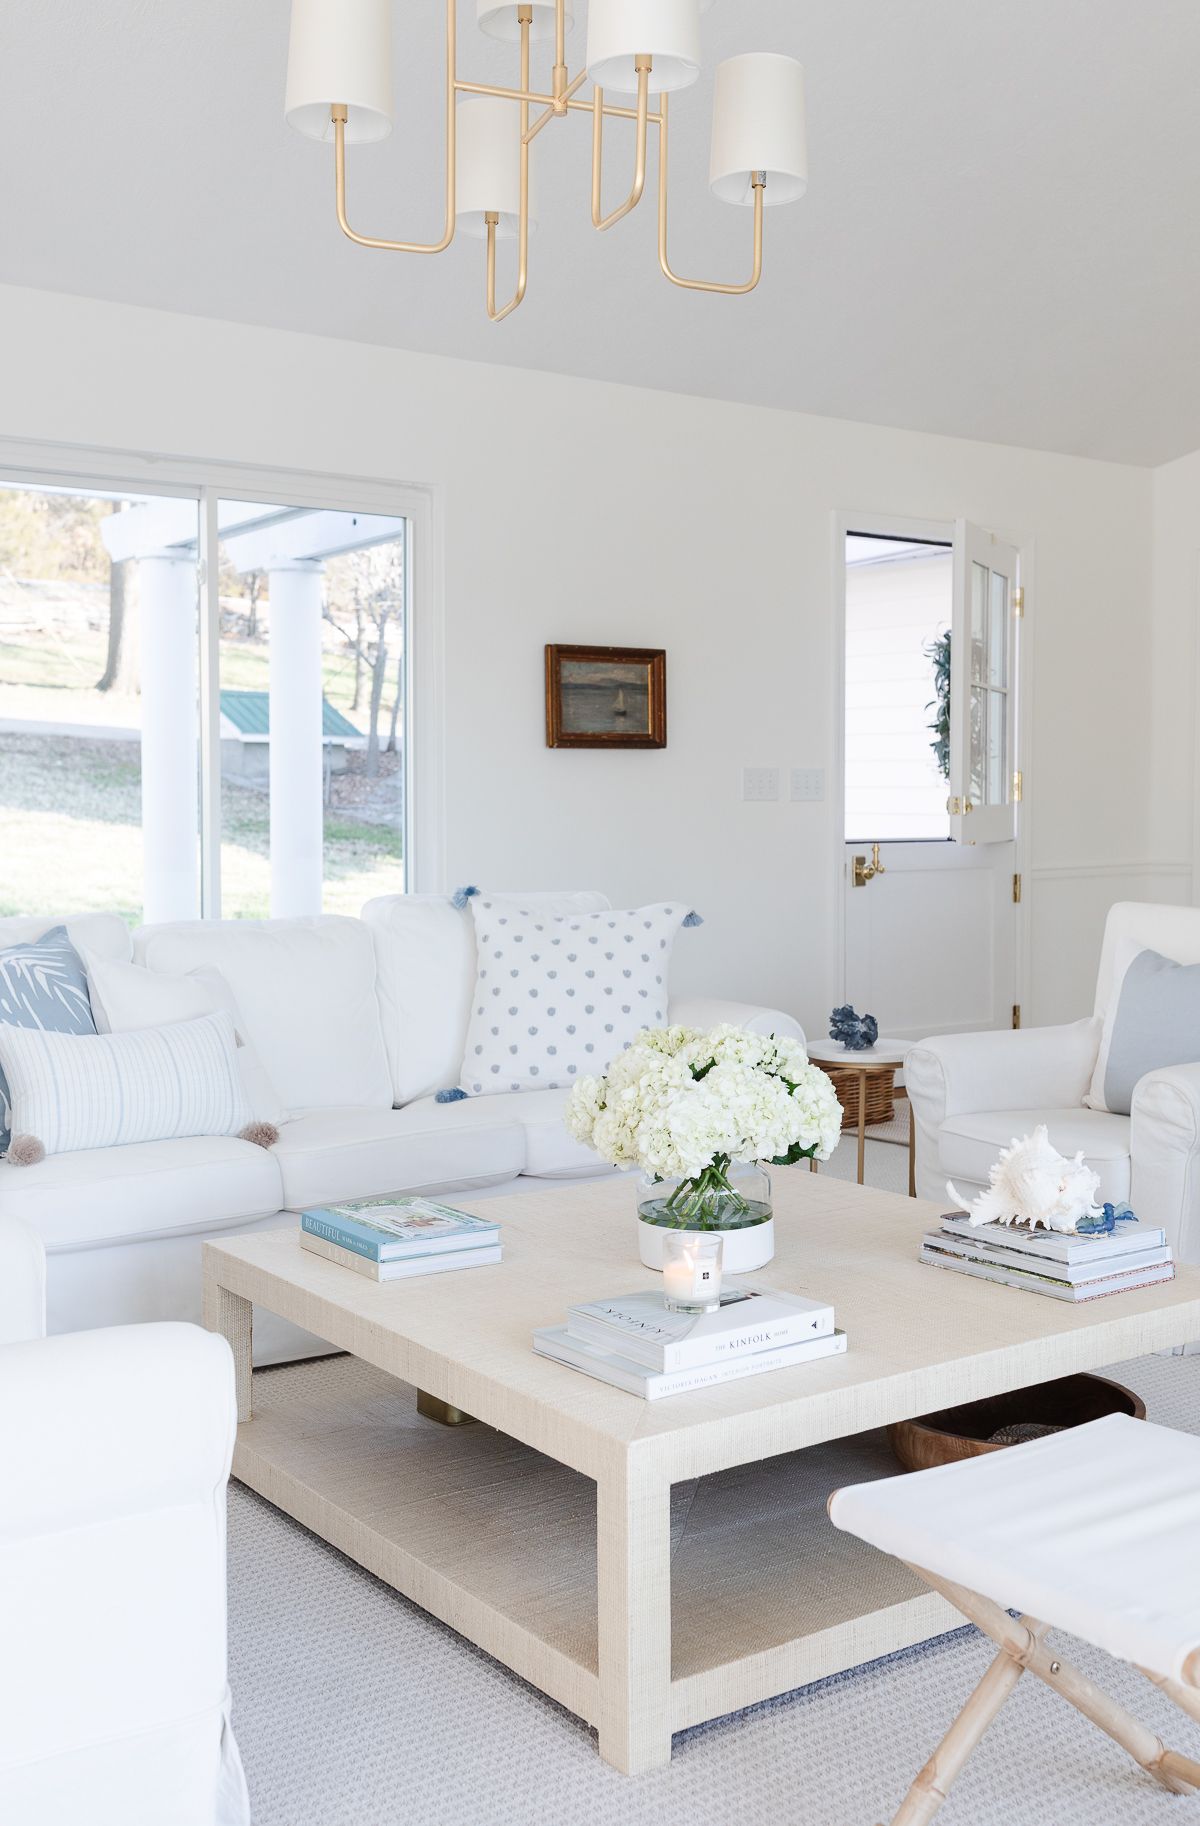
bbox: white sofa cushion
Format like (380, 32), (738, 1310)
(271, 1099), (527, 1210)
(451, 1086), (618, 1179)
(134, 917), (392, 1114)
(84, 953), (286, 1127)
(940, 1107), (1132, 1204)
(458, 898), (693, 1097)
(362, 890), (610, 1107)
(0, 1134), (283, 1250)
(0, 911), (132, 964)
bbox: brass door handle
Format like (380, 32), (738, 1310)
(852, 843), (886, 888)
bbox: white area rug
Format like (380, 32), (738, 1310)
(227, 1353), (1200, 1825)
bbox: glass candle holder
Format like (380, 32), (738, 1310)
(661, 1232), (723, 1314)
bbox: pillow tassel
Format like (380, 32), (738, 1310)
(4, 1135), (46, 1167)
(435, 1088), (469, 1104)
(239, 1122), (280, 1150)
(682, 910), (704, 927)
(451, 885), (480, 911)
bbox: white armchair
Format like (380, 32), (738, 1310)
(907, 903), (1200, 1262)
(0, 1220), (251, 1826)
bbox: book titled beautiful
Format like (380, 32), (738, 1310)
(567, 1285), (834, 1372)
(300, 1196), (500, 1262)
(534, 1325), (847, 1400)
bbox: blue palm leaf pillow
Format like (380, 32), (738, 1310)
(0, 926), (97, 1154)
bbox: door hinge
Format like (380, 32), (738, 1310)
(1012, 872), (1022, 904)
(1013, 585), (1024, 618)
(946, 797), (974, 817)
(1012, 770), (1023, 803)
(1012, 1003), (1022, 1029)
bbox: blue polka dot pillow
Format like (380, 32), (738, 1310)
(456, 898), (700, 1097)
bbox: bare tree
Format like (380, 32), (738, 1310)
(386, 652), (403, 754)
(322, 541), (404, 777)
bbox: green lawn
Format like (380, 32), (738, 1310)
(0, 732), (402, 924)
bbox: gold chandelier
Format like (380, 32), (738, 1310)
(285, 1), (807, 322)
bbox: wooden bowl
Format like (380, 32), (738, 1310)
(888, 1372), (1146, 1473)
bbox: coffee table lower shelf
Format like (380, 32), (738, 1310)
(233, 1357), (960, 1761)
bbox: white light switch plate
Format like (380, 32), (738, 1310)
(790, 767), (825, 802)
(742, 767), (780, 803)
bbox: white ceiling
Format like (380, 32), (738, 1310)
(5, 1), (1200, 466)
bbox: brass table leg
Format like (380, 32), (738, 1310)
(417, 1389), (478, 1427)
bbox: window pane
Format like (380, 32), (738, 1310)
(988, 568), (1008, 687)
(986, 688), (1007, 805)
(217, 501), (407, 919)
(0, 480), (199, 927)
(844, 535), (953, 842)
(970, 562), (988, 684)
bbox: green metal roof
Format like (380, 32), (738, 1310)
(219, 689), (362, 740)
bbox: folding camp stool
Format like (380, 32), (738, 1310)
(829, 1414), (1200, 1824)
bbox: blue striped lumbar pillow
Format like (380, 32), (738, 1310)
(0, 1010), (251, 1157)
(0, 925), (96, 1155)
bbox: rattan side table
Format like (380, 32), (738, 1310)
(807, 1039), (915, 1194)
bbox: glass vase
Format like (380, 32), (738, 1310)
(636, 1160), (774, 1273)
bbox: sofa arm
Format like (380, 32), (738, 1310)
(0, 1321), (235, 1537)
(0, 1218), (45, 1346)
(667, 996), (805, 1048)
(1131, 1063), (1200, 1262)
(906, 1020), (1101, 1204)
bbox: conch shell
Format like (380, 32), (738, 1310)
(948, 1124), (1102, 1234)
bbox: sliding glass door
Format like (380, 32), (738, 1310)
(0, 473), (410, 927)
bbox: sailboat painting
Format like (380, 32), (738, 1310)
(545, 645), (667, 749)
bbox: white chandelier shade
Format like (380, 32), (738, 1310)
(586, 0), (717, 96)
(456, 97), (535, 240)
(284, 0), (393, 144)
(710, 53), (807, 207)
(476, 0), (575, 44)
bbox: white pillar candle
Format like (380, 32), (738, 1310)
(662, 1234), (723, 1311)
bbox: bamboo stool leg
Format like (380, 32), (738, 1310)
(911, 1567), (1196, 1796)
(1139, 1664), (1200, 1732)
(885, 1624), (1048, 1826)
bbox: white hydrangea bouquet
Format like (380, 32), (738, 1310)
(566, 1024), (842, 1268)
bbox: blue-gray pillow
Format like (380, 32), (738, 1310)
(0, 926), (96, 1154)
(1102, 947), (1200, 1115)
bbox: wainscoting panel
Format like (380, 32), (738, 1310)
(1030, 862), (1192, 1025)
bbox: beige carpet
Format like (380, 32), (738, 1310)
(227, 1344), (1200, 1826)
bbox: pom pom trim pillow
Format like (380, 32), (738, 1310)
(0, 1011), (251, 1158)
(455, 899), (700, 1098)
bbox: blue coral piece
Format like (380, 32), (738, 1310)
(829, 1004), (879, 1050)
(1076, 1201), (1138, 1236)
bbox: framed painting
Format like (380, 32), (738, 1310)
(544, 644), (667, 749)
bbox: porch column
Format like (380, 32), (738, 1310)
(268, 559), (325, 918)
(138, 554), (199, 924)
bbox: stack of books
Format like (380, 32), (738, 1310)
(534, 1285), (847, 1399)
(921, 1212), (1174, 1302)
(299, 1196), (501, 1281)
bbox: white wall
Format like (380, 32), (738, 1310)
(0, 283), (1161, 1034)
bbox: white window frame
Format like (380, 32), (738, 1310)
(0, 436), (446, 914)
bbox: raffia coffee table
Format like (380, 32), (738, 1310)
(203, 1172), (1200, 1774)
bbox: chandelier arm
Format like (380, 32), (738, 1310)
(487, 13), (532, 321)
(331, 0), (456, 254)
(657, 93), (765, 295)
(524, 68), (588, 146)
(591, 61), (652, 232)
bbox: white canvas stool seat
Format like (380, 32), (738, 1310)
(830, 1414), (1200, 1825)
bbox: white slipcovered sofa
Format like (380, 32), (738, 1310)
(907, 902), (1200, 1260)
(0, 1220), (249, 1826)
(0, 893), (803, 1361)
